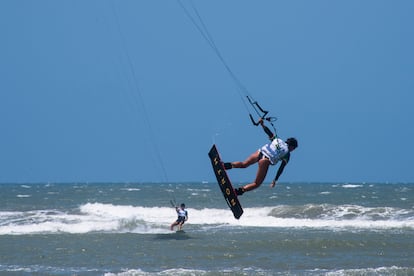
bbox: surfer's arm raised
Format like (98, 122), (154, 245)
(259, 119), (275, 140)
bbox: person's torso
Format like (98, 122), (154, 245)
(260, 138), (289, 164)
(178, 209), (187, 217)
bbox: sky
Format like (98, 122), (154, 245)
(1, 0), (413, 184)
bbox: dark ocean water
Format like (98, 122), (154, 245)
(0, 182), (413, 275)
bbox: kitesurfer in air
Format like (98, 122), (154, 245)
(170, 203), (188, 231)
(223, 119), (298, 195)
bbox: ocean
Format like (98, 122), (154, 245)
(0, 182), (413, 275)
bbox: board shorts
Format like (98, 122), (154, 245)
(176, 216), (186, 223)
(258, 150), (272, 163)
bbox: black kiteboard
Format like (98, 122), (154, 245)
(208, 144), (243, 219)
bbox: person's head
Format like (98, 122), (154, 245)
(180, 203), (186, 209)
(286, 137), (298, 152)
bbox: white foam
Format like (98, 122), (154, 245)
(104, 268), (208, 276)
(120, 188), (141, 191)
(0, 203), (413, 235)
(342, 184), (363, 188)
(218, 206), (414, 230)
(326, 266), (414, 276)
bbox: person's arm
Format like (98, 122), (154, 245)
(259, 119), (275, 140)
(270, 160), (287, 188)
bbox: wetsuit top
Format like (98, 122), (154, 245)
(176, 208), (188, 223)
(177, 208), (188, 218)
(259, 138), (290, 165)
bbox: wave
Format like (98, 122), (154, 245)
(103, 266), (414, 276)
(268, 203), (412, 220)
(0, 203), (413, 235)
(2, 264), (411, 276)
(341, 184), (363, 188)
(325, 266), (414, 276)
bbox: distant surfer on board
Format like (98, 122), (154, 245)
(170, 203), (188, 231)
(223, 119), (298, 196)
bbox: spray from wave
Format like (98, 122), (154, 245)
(0, 202), (413, 235)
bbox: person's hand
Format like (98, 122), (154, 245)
(258, 118), (264, 125)
(270, 180), (276, 188)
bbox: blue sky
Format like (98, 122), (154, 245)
(1, 1), (413, 184)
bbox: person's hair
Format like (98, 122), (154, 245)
(180, 203), (185, 208)
(286, 137), (298, 149)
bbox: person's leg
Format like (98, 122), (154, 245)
(231, 151), (260, 168)
(170, 221), (178, 231)
(243, 158), (270, 191)
(234, 158), (270, 195)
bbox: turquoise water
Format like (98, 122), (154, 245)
(1, 182), (413, 275)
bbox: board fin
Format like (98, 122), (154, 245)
(208, 144), (243, 219)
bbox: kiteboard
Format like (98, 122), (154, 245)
(208, 144), (243, 219)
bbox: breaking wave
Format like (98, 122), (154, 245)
(1, 202), (413, 235)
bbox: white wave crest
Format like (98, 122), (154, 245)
(0, 202), (413, 235)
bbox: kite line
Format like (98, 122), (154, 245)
(176, 0), (278, 135)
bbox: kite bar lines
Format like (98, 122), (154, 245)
(177, 1), (279, 133)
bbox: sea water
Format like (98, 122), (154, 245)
(0, 182), (413, 275)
